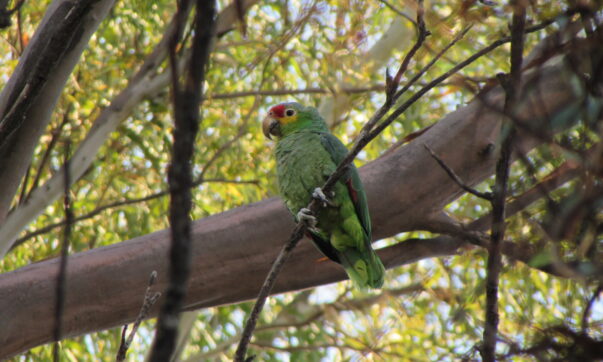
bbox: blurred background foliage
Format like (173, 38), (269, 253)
(1, 0), (601, 360)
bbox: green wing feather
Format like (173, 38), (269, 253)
(318, 133), (371, 239)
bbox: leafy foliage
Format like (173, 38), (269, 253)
(0, 0), (601, 360)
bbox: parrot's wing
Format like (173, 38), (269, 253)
(319, 132), (372, 238)
(307, 231), (341, 264)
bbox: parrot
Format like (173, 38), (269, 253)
(262, 102), (385, 289)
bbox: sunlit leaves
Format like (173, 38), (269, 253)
(2, 0), (601, 360)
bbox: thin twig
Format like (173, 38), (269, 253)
(394, 25), (472, 99)
(26, 107), (71, 200)
(386, 0), (429, 102)
(481, 1), (526, 361)
(12, 178), (257, 248)
(467, 158), (582, 232)
(364, 18), (553, 146)
(52, 141), (72, 362)
(210, 85), (385, 99)
(581, 284), (603, 333)
(234, 224), (307, 361)
(148, 1), (215, 360)
(377, 0), (417, 26)
(424, 144), (493, 200)
(116, 271), (162, 361)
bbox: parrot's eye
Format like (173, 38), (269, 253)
(285, 109), (296, 117)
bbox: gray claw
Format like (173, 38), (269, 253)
(297, 208), (317, 229)
(312, 187), (335, 207)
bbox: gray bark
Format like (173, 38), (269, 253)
(0, 0), (116, 222)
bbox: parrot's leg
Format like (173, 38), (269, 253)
(297, 208), (317, 229)
(312, 187), (335, 208)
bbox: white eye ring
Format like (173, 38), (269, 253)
(285, 109), (296, 117)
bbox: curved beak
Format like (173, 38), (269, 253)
(262, 116), (280, 140)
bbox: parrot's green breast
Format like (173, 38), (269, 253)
(275, 131), (334, 214)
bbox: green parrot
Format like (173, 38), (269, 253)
(262, 102), (385, 288)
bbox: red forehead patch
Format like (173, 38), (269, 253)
(269, 104), (286, 118)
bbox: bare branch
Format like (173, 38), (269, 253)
(424, 144), (493, 200)
(481, 2), (526, 360)
(52, 141), (72, 361)
(468, 158), (582, 232)
(116, 271), (161, 362)
(149, 1), (216, 360)
(12, 178), (258, 248)
(386, 0), (429, 101)
(234, 223), (307, 361)
(211, 85), (385, 100)
(581, 284), (603, 333)
(377, 0), (417, 26)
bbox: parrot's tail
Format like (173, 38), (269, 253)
(339, 249), (385, 289)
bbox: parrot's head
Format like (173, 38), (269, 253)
(262, 102), (326, 140)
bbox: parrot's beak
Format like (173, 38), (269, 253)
(262, 116), (280, 139)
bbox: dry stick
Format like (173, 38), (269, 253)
(211, 85), (385, 99)
(468, 158), (582, 232)
(424, 144), (493, 200)
(581, 284), (603, 333)
(52, 141), (72, 362)
(387, 0), (429, 101)
(116, 271), (162, 362)
(148, 1), (215, 361)
(17, 107), (70, 204)
(481, 2), (526, 361)
(234, 4), (431, 361)
(234, 223), (307, 361)
(364, 16), (555, 146)
(12, 178), (257, 248)
(377, 0), (417, 26)
(25, 110), (70, 200)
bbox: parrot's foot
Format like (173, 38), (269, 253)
(297, 208), (317, 229)
(312, 187), (335, 208)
